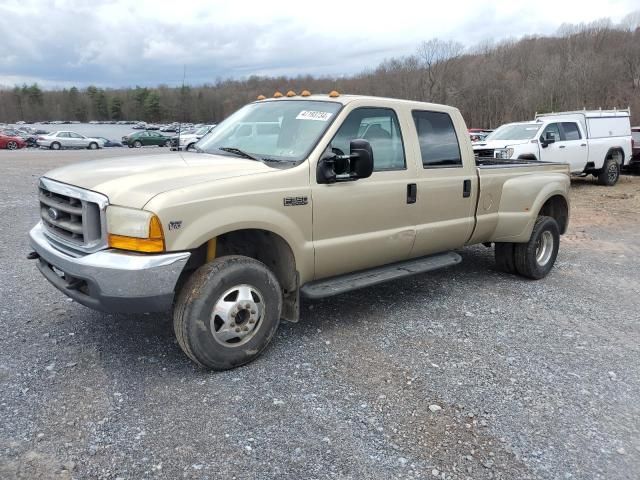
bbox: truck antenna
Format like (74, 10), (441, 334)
(177, 65), (186, 152)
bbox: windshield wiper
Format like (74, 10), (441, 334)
(218, 147), (260, 161)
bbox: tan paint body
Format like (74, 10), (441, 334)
(45, 95), (570, 286)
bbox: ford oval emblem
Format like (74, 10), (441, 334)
(47, 207), (60, 221)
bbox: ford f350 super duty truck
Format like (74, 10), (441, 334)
(29, 93), (570, 370)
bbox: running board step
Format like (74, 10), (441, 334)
(301, 251), (462, 299)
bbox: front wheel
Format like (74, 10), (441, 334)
(133, 140), (142, 148)
(88, 142), (98, 150)
(514, 216), (560, 279)
(597, 157), (620, 186)
(173, 255), (282, 370)
(163, 140), (171, 147)
(7, 141), (18, 150)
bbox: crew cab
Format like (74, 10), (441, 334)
(473, 110), (632, 186)
(29, 93), (570, 370)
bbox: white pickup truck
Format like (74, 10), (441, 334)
(473, 109), (633, 186)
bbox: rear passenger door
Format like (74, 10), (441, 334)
(408, 110), (477, 257)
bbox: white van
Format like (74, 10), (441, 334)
(473, 109), (632, 186)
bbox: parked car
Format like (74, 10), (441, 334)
(629, 126), (640, 170)
(0, 132), (27, 150)
(473, 109), (633, 186)
(95, 137), (123, 148)
(122, 131), (171, 148)
(132, 122), (147, 130)
(170, 124), (216, 151)
(28, 93), (570, 370)
(36, 131), (105, 150)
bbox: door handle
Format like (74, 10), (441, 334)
(463, 179), (471, 198)
(407, 183), (417, 204)
(559, 145), (566, 149)
(580, 144), (587, 147)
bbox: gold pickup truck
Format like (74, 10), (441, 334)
(29, 93), (570, 370)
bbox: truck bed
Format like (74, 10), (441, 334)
(474, 156), (563, 168)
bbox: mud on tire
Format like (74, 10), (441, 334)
(173, 255), (282, 370)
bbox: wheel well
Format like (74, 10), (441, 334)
(182, 229), (300, 322)
(539, 195), (568, 234)
(606, 148), (625, 165)
(517, 154), (537, 161)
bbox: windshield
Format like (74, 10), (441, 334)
(197, 100), (342, 162)
(195, 126), (210, 135)
(486, 124), (541, 141)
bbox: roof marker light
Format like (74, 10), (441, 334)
(286, 90), (296, 97)
(301, 90), (311, 97)
(273, 91), (283, 98)
(328, 90), (340, 97)
(257, 94), (266, 100)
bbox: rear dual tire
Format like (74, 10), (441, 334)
(495, 216), (560, 279)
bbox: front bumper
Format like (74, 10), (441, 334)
(29, 222), (190, 313)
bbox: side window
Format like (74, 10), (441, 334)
(331, 108), (405, 171)
(561, 122), (581, 141)
(541, 123), (561, 142)
(412, 110), (462, 168)
(58, 132), (70, 138)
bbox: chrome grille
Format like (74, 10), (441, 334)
(38, 178), (108, 254)
(474, 148), (496, 158)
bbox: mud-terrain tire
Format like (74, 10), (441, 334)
(514, 216), (560, 279)
(597, 156), (620, 186)
(495, 242), (517, 274)
(173, 255), (282, 370)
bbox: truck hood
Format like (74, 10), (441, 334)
(43, 152), (274, 208)
(473, 139), (533, 149)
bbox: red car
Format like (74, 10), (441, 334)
(0, 132), (27, 150)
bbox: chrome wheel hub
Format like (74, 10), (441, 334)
(210, 284), (264, 347)
(608, 162), (618, 183)
(535, 231), (554, 266)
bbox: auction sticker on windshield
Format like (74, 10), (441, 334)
(296, 111), (333, 121)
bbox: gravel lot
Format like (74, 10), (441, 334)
(1, 148), (639, 479)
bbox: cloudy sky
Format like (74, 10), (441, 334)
(0, 0), (637, 89)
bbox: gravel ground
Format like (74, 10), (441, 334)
(1, 148), (639, 479)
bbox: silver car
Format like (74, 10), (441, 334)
(37, 131), (105, 150)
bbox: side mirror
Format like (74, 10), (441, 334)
(541, 132), (556, 148)
(316, 139), (374, 184)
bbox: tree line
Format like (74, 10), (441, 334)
(1, 14), (639, 127)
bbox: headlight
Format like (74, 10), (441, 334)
(106, 206), (165, 253)
(496, 148), (514, 159)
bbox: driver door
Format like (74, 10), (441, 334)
(311, 106), (416, 279)
(539, 123), (566, 164)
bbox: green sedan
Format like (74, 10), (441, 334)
(122, 131), (172, 148)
